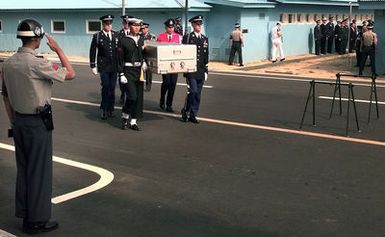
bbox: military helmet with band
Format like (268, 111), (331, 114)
(16, 19), (45, 39)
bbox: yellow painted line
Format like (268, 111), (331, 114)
(50, 97), (385, 148)
(0, 142), (114, 204)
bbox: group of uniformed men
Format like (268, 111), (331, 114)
(89, 14), (209, 130)
(314, 17), (377, 76)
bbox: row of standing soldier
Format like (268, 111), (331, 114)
(314, 17), (377, 76)
(89, 14), (209, 131)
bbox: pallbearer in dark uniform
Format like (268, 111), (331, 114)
(117, 15), (133, 104)
(119, 17), (146, 131)
(355, 24), (366, 67)
(320, 18), (328, 54)
(141, 22), (156, 92)
(174, 16), (184, 36)
(157, 19), (181, 112)
(326, 16), (335, 53)
(314, 19), (322, 55)
(228, 23), (244, 66)
(89, 15), (120, 119)
(181, 15), (209, 124)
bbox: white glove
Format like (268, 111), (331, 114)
(120, 73), (128, 84)
(204, 73), (208, 81)
(142, 61), (148, 72)
(91, 67), (98, 75)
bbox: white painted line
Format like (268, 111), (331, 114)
(319, 96), (385, 105)
(50, 97), (385, 147)
(0, 142), (114, 204)
(151, 80), (213, 89)
(0, 229), (17, 237)
(210, 72), (385, 88)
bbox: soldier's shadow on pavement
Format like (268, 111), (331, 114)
(62, 96), (166, 130)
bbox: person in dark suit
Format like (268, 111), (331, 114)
(141, 22), (155, 92)
(320, 18), (328, 54)
(334, 19), (342, 53)
(326, 16), (335, 53)
(314, 19), (322, 55)
(338, 18), (349, 54)
(174, 16), (184, 36)
(89, 15), (120, 119)
(181, 15), (209, 124)
(349, 20), (358, 53)
(117, 15), (133, 104)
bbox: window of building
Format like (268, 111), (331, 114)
(87, 20), (101, 34)
(297, 13), (305, 23)
(51, 20), (65, 33)
(288, 14), (296, 23)
(0, 20), (2, 32)
(306, 14), (312, 23)
(280, 14), (288, 24)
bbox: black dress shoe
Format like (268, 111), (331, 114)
(122, 118), (129, 130)
(130, 124), (140, 131)
(272, 60), (277, 63)
(100, 110), (107, 120)
(280, 58), (286, 62)
(181, 108), (188, 122)
(188, 116), (200, 124)
(23, 220), (59, 235)
(107, 111), (115, 118)
(160, 104), (165, 110)
(166, 106), (174, 113)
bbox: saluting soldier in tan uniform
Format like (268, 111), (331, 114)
(228, 23), (244, 66)
(1, 19), (75, 234)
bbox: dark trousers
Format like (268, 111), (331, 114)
(185, 78), (204, 117)
(145, 70), (153, 88)
(320, 36), (327, 54)
(335, 38), (341, 53)
(229, 42), (243, 65)
(327, 36), (334, 53)
(160, 74), (178, 107)
(349, 39), (356, 53)
(339, 39), (348, 54)
(100, 71), (117, 112)
(14, 114), (52, 222)
(359, 47), (376, 75)
(315, 39), (321, 55)
(122, 67), (144, 119)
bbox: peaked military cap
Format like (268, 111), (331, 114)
(121, 15), (134, 22)
(189, 15), (203, 24)
(164, 18), (175, 27)
(127, 17), (143, 25)
(175, 17), (182, 21)
(141, 22), (150, 29)
(100, 15), (114, 22)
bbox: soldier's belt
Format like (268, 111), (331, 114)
(124, 62), (142, 67)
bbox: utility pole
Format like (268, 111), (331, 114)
(184, 0), (189, 35)
(122, 0), (126, 16)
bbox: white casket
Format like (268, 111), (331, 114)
(145, 41), (197, 74)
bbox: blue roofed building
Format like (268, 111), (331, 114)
(0, 0), (211, 56)
(0, 0), (376, 66)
